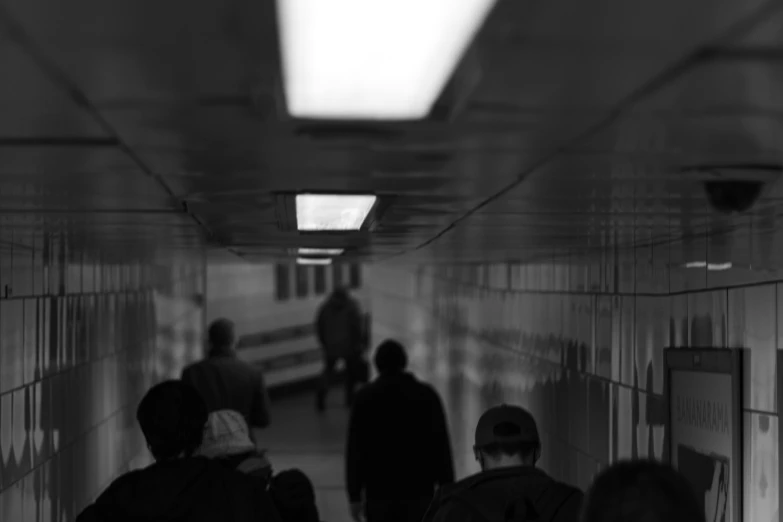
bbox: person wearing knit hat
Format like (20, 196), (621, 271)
(197, 409), (273, 482)
(76, 381), (280, 522)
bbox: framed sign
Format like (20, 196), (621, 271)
(664, 348), (742, 522)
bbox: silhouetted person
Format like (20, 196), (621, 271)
(423, 404), (582, 522)
(315, 287), (365, 411)
(581, 460), (706, 522)
(197, 409), (273, 483)
(182, 318), (271, 445)
(346, 339), (454, 522)
(270, 469), (322, 522)
(75, 380), (281, 522)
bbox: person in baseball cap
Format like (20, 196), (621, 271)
(473, 404), (541, 469)
(421, 404), (583, 522)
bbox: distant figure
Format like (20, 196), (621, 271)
(198, 409), (273, 483)
(75, 380), (281, 522)
(270, 469), (322, 522)
(346, 339), (454, 522)
(423, 404), (583, 522)
(581, 460), (705, 522)
(182, 318), (271, 446)
(315, 287), (365, 411)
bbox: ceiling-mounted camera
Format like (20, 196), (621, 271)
(703, 180), (764, 214)
(680, 163), (780, 215)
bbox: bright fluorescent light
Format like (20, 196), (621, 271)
(296, 194), (377, 231)
(684, 261), (733, 271)
(297, 257), (332, 265)
(298, 248), (345, 256)
(277, 0), (496, 120)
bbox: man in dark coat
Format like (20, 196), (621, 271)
(182, 318), (271, 445)
(346, 339), (454, 522)
(422, 404), (583, 522)
(315, 287), (365, 411)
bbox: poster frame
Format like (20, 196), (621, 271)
(776, 351), (783, 522)
(663, 347), (742, 522)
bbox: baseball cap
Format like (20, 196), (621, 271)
(474, 404), (540, 448)
(197, 409), (257, 458)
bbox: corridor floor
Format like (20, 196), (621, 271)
(264, 389), (352, 522)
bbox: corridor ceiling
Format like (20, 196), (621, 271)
(1, 0), (783, 265)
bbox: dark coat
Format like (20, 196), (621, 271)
(422, 466), (583, 522)
(76, 456), (281, 522)
(346, 371), (455, 503)
(182, 353), (271, 430)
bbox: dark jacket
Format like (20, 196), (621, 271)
(346, 371), (455, 502)
(76, 456), (281, 522)
(222, 451), (274, 483)
(422, 466), (583, 522)
(316, 294), (363, 359)
(182, 353), (271, 429)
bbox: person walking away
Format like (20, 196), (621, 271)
(76, 380), (281, 522)
(346, 339), (455, 522)
(197, 409), (273, 484)
(315, 287), (365, 411)
(182, 318), (271, 446)
(422, 404), (583, 522)
(581, 459), (705, 522)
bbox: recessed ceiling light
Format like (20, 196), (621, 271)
(295, 194), (377, 231)
(276, 0), (496, 120)
(297, 257), (333, 265)
(298, 248), (345, 256)
(684, 261), (733, 271)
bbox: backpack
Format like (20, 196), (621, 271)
(269, 469), (320, 522)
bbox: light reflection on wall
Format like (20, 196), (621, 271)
(152, 290), (204, 382)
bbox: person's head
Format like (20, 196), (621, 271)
(581, 460), (705, 522)
(197, 409), (257, 459)
(473, 404), (541, 471)
(331, 287), (349, 303)
(270, 469), (320, 522)
(137, 380), (209, 462)
(208, 318), (236, 355)
(373, 339), (408, 375)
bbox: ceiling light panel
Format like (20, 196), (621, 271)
(277, 0), (496, 120)
(684, 261), (733, 271)
(298, 248), (345, 256)
(297, 257), (333, 265)
(295, 194), (377, 231)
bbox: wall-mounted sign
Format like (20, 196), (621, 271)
(664, 348), (742, 522)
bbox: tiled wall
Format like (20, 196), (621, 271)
(368, 257), (779, 522)
(0, 238), (205, 522)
